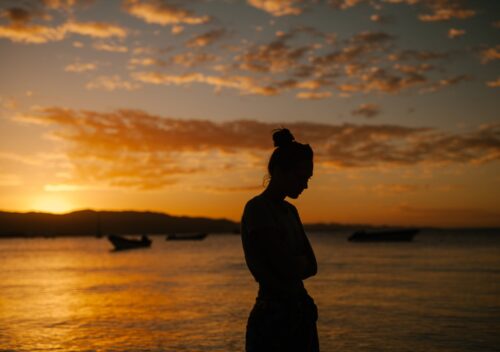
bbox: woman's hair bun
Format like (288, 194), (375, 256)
(272, 128), (295, 147)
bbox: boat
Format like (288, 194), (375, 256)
(166, 232), (208, 241)
(108, 234), (152, 250)
(348, 228), (419, 242)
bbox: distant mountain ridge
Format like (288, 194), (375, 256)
(0, 209), (366, 237)
(0, 210), (239, 237)
(2, 210), (496, 238)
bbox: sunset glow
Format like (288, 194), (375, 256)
(1, 0), (499, 227)
(31, 194), (75, 214)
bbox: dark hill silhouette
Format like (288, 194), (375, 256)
(0, 210), (373, 238)
(0, 210), (239, 237)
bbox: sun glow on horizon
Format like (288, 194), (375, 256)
(30, 194), (75, 214)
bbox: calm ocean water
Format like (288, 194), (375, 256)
(1, 230), (499, 352)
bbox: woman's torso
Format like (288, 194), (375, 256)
(241, 194), (309, 300)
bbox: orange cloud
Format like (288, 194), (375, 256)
(170, 52), (216, 68)
(418, 6), (475, 22)
(370, 14), (393, 24)
(486, 78), (500, 88)
(237, 38), (310, 73)
(41, 0), (93, 10)
(20, 107), (500, 189)
(480, 46), (500, 64)
(0, 23), (65, 43)
(123, 0), (210, 26)
(247, 0), (304, 16)
(351, 103), (380, 118)
(85, 75), (141, 91)
(0, 18), (127, 44)
(355, 183), (430, 195)
(64, 21), (127, 38)
(296, 91), (332, 100)
(64, 61), (97, 73)
(328, 0), (368, 10)
(448, 28), (465, 38)
(360, 67), (426, 93)
(128, 57), (166, 68)
(93, 41), (128, 52)
(1, 7), (33, 23)
(186, 29), (226, 47)
(420, 74), (470, 93)
(132, 71), (278, 96)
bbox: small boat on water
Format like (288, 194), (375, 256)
(166, 232), (208, 241)
(108, 234), (152, 250)
(348, 228), (419, 242)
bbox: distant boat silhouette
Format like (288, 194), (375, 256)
(108, 234), (152, 250)
(166, 232), (208, 241)
(348, 228), (419, 242)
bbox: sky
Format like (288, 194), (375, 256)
(0, 0), (499, 228)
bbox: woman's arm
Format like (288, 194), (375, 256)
(290, 206), (317, 279)
(249, 227), (310, 281)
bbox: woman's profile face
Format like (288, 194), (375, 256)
(284, 159), (313, 199)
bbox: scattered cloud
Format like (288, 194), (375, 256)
(357, 183), (430, 195)
(64, 21), (127, 38)
(247, 0), (304, 16)
(123, 0), (210, 26)
(0, 20), (127, 44)
(128, 57), (167, 68)
(1, 7), (34, 23)
(171, 24), (184, 35)
(64, 61), (97, 73)
(0, 23), (65, 44)
(480, 46), (500, 64)
(93, 41), (128, 52)
(237, 35), (310, 74)
(170, 52), (216, 68)
(420, 74), (470, 93)
(186, 29), (226, 47)
(448, 28), (465, 38)
(418, 3), (475, 22)
(129, 25), (466, 98)
(296, 91), (332, 100)
(132, 71), (278, 95)
(351, 103), (381, 118)
(41, 0), (94, 11)
(86, 75), (141, 91)
(370, 13), (394, 24)
(328, 0), (369, 10)
(0, 96), (17, 110)
(18, 107), (500, 189)
(486, 78), (500, 88)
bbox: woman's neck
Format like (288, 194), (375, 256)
(262, 181), (286, 202)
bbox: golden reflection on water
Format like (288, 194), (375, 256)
(1, 232), (499, 351)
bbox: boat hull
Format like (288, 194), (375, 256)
(108, 235), (152, 250)
(348, 229), (419, 242)
(166, 233), (207, 241)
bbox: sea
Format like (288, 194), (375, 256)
(1, 230), (499, 352)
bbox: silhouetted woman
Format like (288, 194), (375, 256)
(241, 128), (319, 352)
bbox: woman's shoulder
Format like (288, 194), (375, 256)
(244, 194), (268, 212)
(283, 200), (298, 212)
